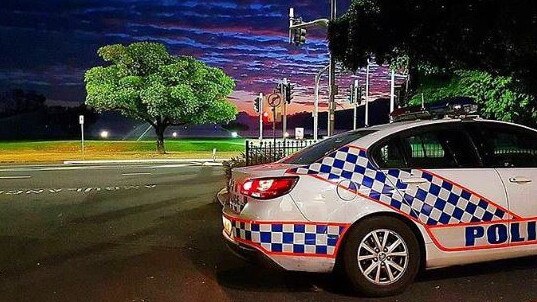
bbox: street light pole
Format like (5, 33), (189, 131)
(327, 0), (337, 137)
(365, 59), (370, 127)
(353, 79), (359, 130)
(314, 65), (329, 141)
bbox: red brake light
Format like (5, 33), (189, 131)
(240, 177), (299, 200)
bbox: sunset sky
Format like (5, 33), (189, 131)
(0, 0), (407, 116)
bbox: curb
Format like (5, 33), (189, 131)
(63, 159), (224, 165)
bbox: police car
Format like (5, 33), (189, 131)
(222, 105), (537, 296)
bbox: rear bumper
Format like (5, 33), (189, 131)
(221, 210), (347, 273)
(223, 230), (283, 270)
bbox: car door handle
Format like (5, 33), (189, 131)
(509, 177), (533, 184)
(401, 178), (428, 185)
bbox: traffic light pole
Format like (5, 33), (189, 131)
(282, 78), (288, 139)
(327, 0), (337, 137)
(259, 93), (264, 140)
(288, 5), (331, 138)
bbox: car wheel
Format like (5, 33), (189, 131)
(342, 216), (420, 297)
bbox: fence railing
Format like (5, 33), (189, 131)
(245, 140), (317, 166)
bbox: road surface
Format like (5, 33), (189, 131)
(0, 163), (536, 301)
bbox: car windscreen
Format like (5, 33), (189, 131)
(280, 130), (377, 165)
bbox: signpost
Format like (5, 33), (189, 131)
(267, 93), (282, 144)
(295, 128), (304, 140)
(79, 115), (85, 157)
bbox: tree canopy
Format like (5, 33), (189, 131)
(328, 0), (537, 96)
(85, 42), (237, 153)
(409, 70), (536, 126)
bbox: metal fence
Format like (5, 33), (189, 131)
(245, 140), (316, 166)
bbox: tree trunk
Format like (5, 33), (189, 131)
(155, 124), (166, 154)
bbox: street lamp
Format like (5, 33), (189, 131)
(100, 130), (109, 139)
(314, 65), (329, 141)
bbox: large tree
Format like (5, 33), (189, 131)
(328, 0), (537, 96)
(409, 70), (536, 126)
(85, 42), (237, 153)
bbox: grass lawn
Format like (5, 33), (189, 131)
(0, 139), (246, 164)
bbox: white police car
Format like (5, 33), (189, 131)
(222, 108), (537, 296)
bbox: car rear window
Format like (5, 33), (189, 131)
(280, 130), (377, 165)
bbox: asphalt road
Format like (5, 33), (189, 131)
(0, 163), (536, 302)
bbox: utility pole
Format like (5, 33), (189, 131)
(327, 0), (337, 137)
(282, 78), (288, 139)
(314, 65), (329, 141)
(365, 60), (370, 127)
(259, 93), (264, 140)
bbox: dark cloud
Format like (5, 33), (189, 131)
(0, 0), (403, 113)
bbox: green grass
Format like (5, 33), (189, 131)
(0, 138), (246, 153)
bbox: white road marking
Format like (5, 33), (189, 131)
(0, 184), (157, 196)
(145, 164), (191, 169)
(0, 166), (109, 172)
(0, 176), (32, 179)
(121, 172), (152, 176)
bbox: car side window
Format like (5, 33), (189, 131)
(371, 138), (406, 169)
(469, 123), (537, 168)
(436, 129), (481, 168)
(281, 130), (377, 165)
(401, 132), (454, 168)
(399, 128), (480, 169)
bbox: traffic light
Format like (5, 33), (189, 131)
(349, 80), (363, 105)
(253, 96), (261, 113)
(285, 83), (294, 104)
(291, 18), (307, 46)
(358, 85), (364, 105)
(348, 84), (355, 104)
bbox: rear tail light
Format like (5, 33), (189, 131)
(240, 177), (299, 200)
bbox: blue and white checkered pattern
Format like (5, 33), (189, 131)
(231, 219), (346, 256)
(288, 146), (513, 226)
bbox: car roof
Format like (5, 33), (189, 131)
(350, 117), (529, 149)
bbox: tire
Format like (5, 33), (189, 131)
(342, 216), (421, 297)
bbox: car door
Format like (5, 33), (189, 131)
(371, 124), (511, 251)
(466, 122), (537, 247)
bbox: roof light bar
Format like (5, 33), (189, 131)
(391, 100), (479, 122)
